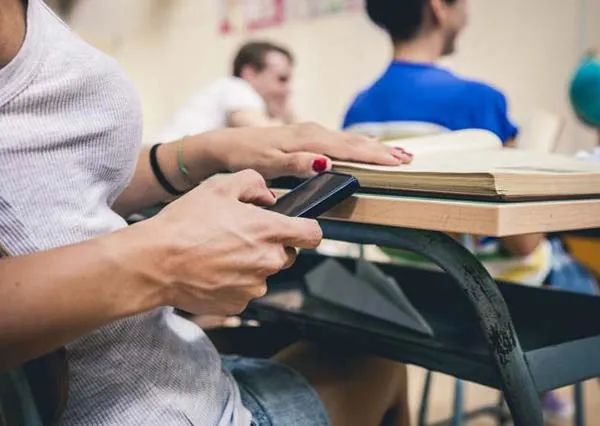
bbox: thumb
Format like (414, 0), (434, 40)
(211, 169), (275, 206)
(275, 152), (332, 178)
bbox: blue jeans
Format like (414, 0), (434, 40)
(221, 355), (330, 426)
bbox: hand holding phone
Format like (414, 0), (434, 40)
(267, 172), (360, 218)
(176, 172), (358, 319)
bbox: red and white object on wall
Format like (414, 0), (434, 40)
(219, 0), (364, 34)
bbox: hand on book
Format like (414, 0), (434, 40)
(213, 122), (413, 180)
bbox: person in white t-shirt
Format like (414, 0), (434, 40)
(156, 41), (295, 142)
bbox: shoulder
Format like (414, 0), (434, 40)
(343, 89), (374, 128)
(455, 77), (509, 107)
(451, 77), (517, 141)
(215, 77), (258, 95)
(343, 70), (392, 127)
(214, 77), (264, 109)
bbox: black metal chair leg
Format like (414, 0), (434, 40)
(320, 220), (543, 426)
(496, 393), (511, 426)
(574, 382), (585, 426)
(418, 370), (433, 426)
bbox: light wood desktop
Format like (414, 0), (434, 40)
(318, 193), (600, 237)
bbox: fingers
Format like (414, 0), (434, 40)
(270, 151), (333, 178)
(291, 123), (413, 166)
(265, 214), (323, 249)
(282, 247), (298, 270)
(274, 143), (410, 179)
(328, 132), (413, 165)
(207, 169), (275, 206)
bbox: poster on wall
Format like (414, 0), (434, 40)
(219, 0), (365, 34)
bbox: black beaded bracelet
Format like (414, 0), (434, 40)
(149, 144), (185, 196)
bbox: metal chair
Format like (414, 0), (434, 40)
(418, 374), (586, 426)
(244, 221), (600, 426)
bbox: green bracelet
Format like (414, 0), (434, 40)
(177, 137), (196, 188)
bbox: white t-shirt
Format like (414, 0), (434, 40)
(155, 76), (265, 142)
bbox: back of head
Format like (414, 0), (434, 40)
(232, 41), (294, 78)
(366, 0), (463, 50)
(366, 0), (430, 43)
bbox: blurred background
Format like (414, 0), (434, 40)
(45, 0), (600, 152)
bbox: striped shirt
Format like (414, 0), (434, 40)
(0, 1), (249, 424)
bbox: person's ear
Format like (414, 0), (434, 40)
(429, 0), (450, 26)
(240, 65), (258, 82)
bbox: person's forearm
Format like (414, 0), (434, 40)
(0, 222), (167, 371)
(113, 132), (230, 216)
(114, 122), (404, 216)
(278, 109), (296, 125)
(228, 109), (278, 128)
(500, 233), (545, 257)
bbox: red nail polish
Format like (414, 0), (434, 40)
(392, 153), (404, 161)
(312, 158), (328, 173)
(270, 190), (277, 198)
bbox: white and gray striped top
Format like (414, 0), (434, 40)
(0, 1), (249, 424)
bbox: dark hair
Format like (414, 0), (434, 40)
(366, 0), (458, 43)
(232, 41), (294, 77)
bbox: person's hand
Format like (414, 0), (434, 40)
(201, 122), (413, 180)
(145, 170), (322, 316)
(265, 97), (295, 124)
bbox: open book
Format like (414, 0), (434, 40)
(333, 129), (600, 200)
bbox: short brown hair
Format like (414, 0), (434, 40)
(232, 41), (294, 77)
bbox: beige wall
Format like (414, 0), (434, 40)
(69, 0), (600, 151)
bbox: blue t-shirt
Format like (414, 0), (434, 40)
(343, 61), (518, 143)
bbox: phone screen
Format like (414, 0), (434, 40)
(268, 172), (358, 218)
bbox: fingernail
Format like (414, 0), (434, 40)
(394, 147), (406, 153)
(269, 190), (277, 198)
(392, 151), (413, 161)
(312, 157), (328, 173)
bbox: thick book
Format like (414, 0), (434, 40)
(333, 129), (600, 200)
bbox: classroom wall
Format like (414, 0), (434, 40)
(68, 0), (600, 151)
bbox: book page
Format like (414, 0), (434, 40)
(335, 146), (600, 175)
(382, 129), (502, 155)
(515, 110), (564, 153)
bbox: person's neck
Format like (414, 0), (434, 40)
(0, 0), (27, 68)
(392, 34), (444, 64)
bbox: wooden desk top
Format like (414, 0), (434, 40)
(318, 194), (600, 237)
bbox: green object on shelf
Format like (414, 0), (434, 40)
(570, 53), (600, 127)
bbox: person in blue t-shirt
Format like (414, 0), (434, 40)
(343, 0), (596, 420)
(344, 0), (517, 145)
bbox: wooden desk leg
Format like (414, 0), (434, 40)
(320, 220), (543, 426)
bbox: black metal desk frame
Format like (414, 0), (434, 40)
(319, 219), (544, 426)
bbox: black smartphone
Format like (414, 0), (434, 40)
(267, 172), (360, 218)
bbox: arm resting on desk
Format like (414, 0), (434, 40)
(500, 140), (545, 256)
(228, 109), (285, 127)
(501, 234), (545, 257)
(450, 232), (544, 257)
